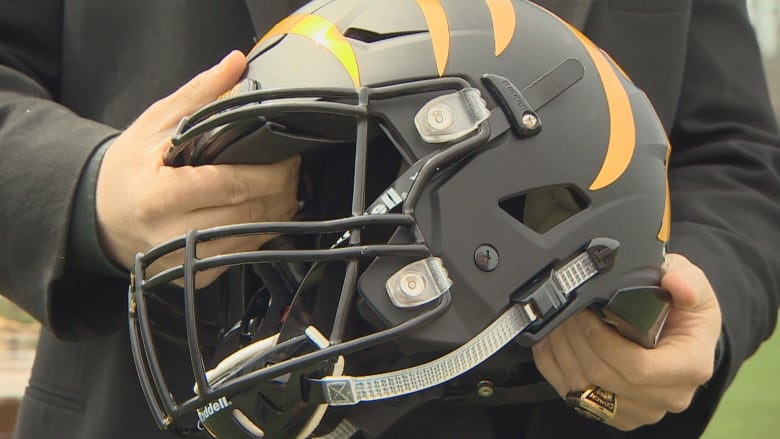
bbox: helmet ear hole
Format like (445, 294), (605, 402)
(499, 185), (590, 234)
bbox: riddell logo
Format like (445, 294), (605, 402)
(196, 396), (232, 423)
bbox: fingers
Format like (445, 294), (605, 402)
(95, 49), (302, 279)
(560, 310), (708, 388)
(159, 155), (301, 212)
(183, 185), (299, 238)
(574, 311), (708, 388)
(146, 50), (247, 128)
(560, 312), (701, 407)
(535, 321), (689, 431)
(532, 337), (564, 391)
(141, 184), (299, 245)
(97, 149), (300, 270)
(533, 315), (627, 399)
(145, 189), (300, 289)
(531, 253), (724, 431)
(662, 253), (719, 314)
(606, 394), (668, 431)
(540, 323), (591, 392)
(533, 253), (724, 430)
(157, 234), (274, 290)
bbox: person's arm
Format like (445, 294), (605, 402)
(1, 4), (301, 343)
(533, 0), (780, 434)
(666, 0), (780, 390)
(0, 1), (123, 339)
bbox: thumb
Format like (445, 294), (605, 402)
(147, 50), (247, 125)
(661, 253), (712, 311)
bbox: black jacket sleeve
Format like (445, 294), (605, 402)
(591, 0), (780, 395)
(657, 0), (780, 433)
(0, 0), (125, 340)
(572, 1), (779, 436)
(666, 0), (780, 386)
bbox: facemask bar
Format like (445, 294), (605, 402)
(130, 76), (496, 430)
(167, 86), (362, 164)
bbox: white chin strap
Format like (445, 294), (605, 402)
(198, 247), (599, 438)
(197, 333), (280, 392)
(308, 249), (600, 408)
(197, 328), (346, 439)
(306, 302), (540, 439)
(309, 302), (539, 406)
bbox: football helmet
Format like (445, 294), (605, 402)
(129, 0), (672, 437)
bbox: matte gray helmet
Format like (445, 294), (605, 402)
(130, 0), (671, 437)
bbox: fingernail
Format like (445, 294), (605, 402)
(213, 50), (237, 71)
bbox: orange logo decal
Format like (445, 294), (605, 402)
(484, 0), (516, 56)
(255, 14), (361, 87)
(257, 1), (521, 84)
(415, 0), (451, 76)
(658, 142), (671, 243)
(416, 0), (518, 75)
(555, 21), (635, 191)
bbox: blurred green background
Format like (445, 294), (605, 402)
(703, 3), (780, 434)
(702, 319), (780, 438)
(0, 297), (35, 325)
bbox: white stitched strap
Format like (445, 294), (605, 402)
(313, 303), (538, 406)
(553, 252), (597, 295)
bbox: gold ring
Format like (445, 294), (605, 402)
(565, 386), (617, 422)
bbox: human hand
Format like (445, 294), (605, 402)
(95, 50), (300, 287)
(532, 253), (722, 430)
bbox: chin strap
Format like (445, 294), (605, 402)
(304, 243), (610, 439)
(305, 241), (609, 408)
(305, 302), (539, 407)
(304, 303), (536, 439)
(196, 241), (608, 439)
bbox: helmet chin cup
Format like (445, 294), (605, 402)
(596, 286), (672, 349)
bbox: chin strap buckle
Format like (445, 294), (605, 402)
(510, 238), (620, 327)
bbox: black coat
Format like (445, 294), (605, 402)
(1, 0), (779, 438)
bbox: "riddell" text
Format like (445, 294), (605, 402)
(196, 396), (232, 423)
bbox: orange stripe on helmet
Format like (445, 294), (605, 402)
(658, 142), (671, 242)
(484, 0), (516, 56)
(551, 21), (635, 191)
(255, 14), (361, 87)
(543, 11), (666, 241)
(574, 35), (636, 189)
(415, 0), (450, 76)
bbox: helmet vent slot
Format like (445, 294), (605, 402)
(499, 185), (589, 234)
(344, 28), (425, 43)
